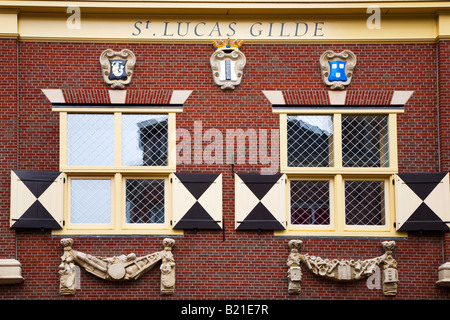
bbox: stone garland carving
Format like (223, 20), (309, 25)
(59, 238), (175, 295)
(287, 240), (398, 296)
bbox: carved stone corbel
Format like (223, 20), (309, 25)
(287, 240), (398, 296)
(59, 238), (175, 295)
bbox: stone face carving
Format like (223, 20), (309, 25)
(319, 50), (356, 90)
(287, 240), (398, 296)
(100, 49), (136, 89)
(59, 238), (175, 295)
(210, 39), (246, 90)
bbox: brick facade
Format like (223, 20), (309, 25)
(0, 39), (449, 300)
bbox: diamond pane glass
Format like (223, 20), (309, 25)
(125, 179), (165, 224)
(342, 115), (389, 167)
(345, 180), (385, 226)
(291, 180), (330, 225)
(71, 179), (111, 224)
(122, 114), (168, 166)
(287, 115), (333, 167)
(67, 114), (114, 166)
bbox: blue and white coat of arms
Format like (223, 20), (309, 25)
(319, 50), (356, 90)
(100, 49), (136, 89)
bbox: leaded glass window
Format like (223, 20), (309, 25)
(287, 115), (334, 167)
(70, 178), (111, 224)
(345, 180), (385, 226)
(342, 115), (389, 167)
(67, 114), (115, 166)
(60, 110), (174, 234)
(125, 179), (165, 224)
(122, 114), (168, 166)
(290, 180), (330, 225)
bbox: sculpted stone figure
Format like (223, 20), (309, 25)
(160, 238), (176, 295)
(287, 240), (398, 296)
(59, 238), (76, 295)
(287, 240), (303, 294)
(59, 238), (175, 295)
(381, 241), (399, 296)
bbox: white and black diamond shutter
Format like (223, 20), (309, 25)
(395, 173), (450, 231)
(235, 173), (286, 231)
(10, 170), (64, 229)
(172, 173), (222, 230)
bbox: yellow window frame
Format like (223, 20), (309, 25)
(52, 107), (182, 236)
(275, 107), (406, 238)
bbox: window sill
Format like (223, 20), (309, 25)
(274, 229), (407, 238)
(60, 166), (176, 174)
(51, 228), (183, 236)
(281, 167), (398, 175)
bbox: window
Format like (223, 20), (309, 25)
(67, 114), (115, 166)
(54, 108), (178, 235)
(70, 178), (112, 225)
(122, 114), (168, 166)
(290, 179), (331, 226)
(342, 115), (389, 168)
(287, 115), (334, 167)
(125, 178), (165, 224)
(344, 180), (385, 226)
(279, 109), (401, 237)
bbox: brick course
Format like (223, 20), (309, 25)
(0, 39), (449, 299)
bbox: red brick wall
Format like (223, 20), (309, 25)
(0, 40), (449, 300)
(0, 39), (18, 262)
(438, 41), (450, 261)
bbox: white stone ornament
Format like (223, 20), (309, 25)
(287, 240), (398, 296)
(100, 49), (136, 89)
(319, 50), (357, 90)
(210, 39), (246, 90)
(437, 261), (450, 287)
(59, 238), (175, 295)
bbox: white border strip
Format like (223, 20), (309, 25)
(41, 89), (65, 103)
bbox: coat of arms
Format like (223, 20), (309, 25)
(100, 49), (136, 89)
(319, 50), (357, 90)
(210, 39), (246, 90)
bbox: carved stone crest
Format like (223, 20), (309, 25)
(210, 39), (246, 90)
(100, 49), (136, 89)
(319, 50), (356, 90)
